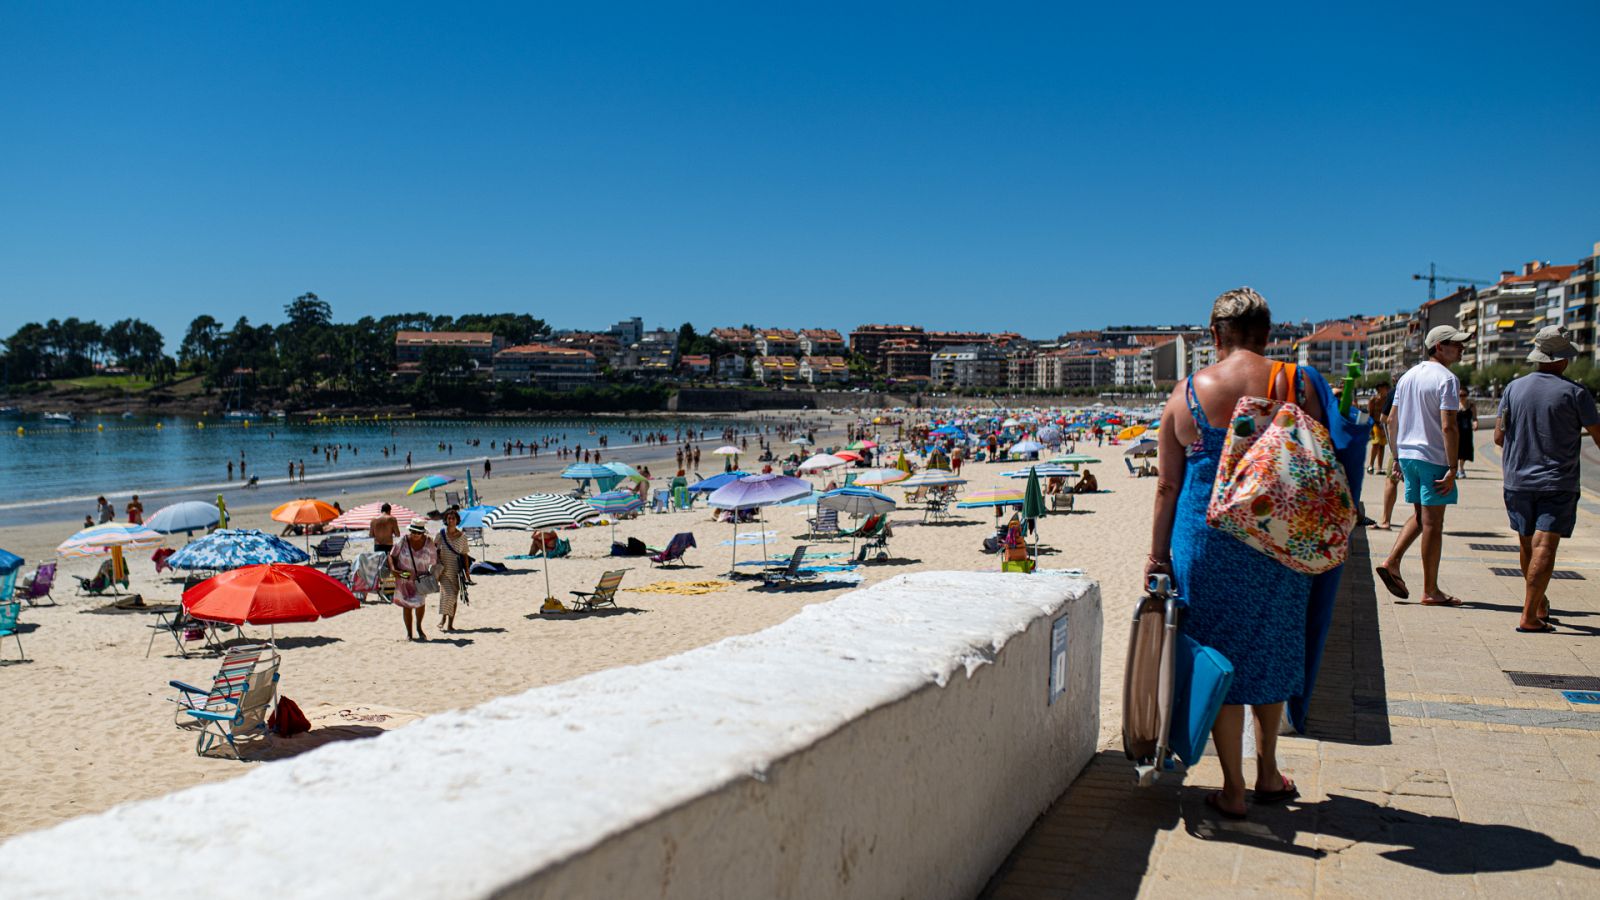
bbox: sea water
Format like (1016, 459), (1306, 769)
(0, 413), (779, 506)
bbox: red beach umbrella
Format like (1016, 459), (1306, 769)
(184, 563), (359, 625)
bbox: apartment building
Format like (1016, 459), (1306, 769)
(850, 324), (925, 370)
(492, 344), (599, 391)
(882, 339), (932, 381)
(393, 331), (504, 365)
(753, 355), (801, 384)
(799, 355), (851, 384)
(800, 329), (846, 356)
(709, 327), (758, 355)
(929, 344), (1006, 390)
(1558, 243), (1599, 358)
(1473, 263), (1576, 368)
(1365, 314), (1412, 377)
(1297, 319), (1375, 381)
(756, 329), (803, 357)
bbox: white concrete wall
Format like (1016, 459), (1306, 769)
(0, 572), (1101, 900)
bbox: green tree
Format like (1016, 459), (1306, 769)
(179, 315), (224, 372)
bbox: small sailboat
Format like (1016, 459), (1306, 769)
(43, 412), (76, 424)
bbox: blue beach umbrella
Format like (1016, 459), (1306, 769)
(0, 549), (23, 575)
(686, 471), (748, 493)
(587, 490), (645, 542)
(166, 529), (310, 571)
(561, 462), (619, 492)
(455, 505), (498, 529)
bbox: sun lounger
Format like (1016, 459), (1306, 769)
(762, 545), (818, 585)
(839, 514), (883, 541)
(18, 563), (56, 607)
(805, 506), (840, 539)
(74, 563), (127, 597)
(324, 561), (352, 585)
(570, 570), (626, 612)
(650, 532), (697, 567)
(178, 646), (281, 758)
(311, 534), (348, 565)
(0, 601), (25, 662)
(1051, 492), (1075, 512)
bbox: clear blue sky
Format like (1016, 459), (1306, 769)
(2, 2), (1596, 348)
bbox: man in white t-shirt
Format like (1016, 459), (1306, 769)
(1375, 324), (1467, 607)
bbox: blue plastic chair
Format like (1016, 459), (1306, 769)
(0, 601), (25, 662)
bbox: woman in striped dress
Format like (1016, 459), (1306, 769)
(436, 509), (471, 632)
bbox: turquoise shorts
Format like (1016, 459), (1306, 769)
(1400, 458), (1457, 506)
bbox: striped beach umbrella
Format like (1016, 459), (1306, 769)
(851, 467), (910, 487)
(406, 474), (456, 508)
(1002, 464), (1077, 479)
(898, 470), (967, 488)
(587, 490), (644, 542)
(166, 529), (309, 571)
(327, 502), (419, 531)
(485, 493), (598, 608)
(956, 488), (1026, 509)
(57, 523), (164, 558)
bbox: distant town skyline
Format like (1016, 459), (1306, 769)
(3, 4), (1596, 347)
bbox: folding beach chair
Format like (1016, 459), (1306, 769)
(761, 546), (818, 586)
(860, 517), (893, 560)
(18, 563), (56, 607)
(463, 527), (487, 549)
(1051, 492), (1076, 512)
(349, 551), (392, 603)
(923, 497), (950, 523)
(169, 644), (271, 728)
(570, 570), (626, 612)
(651, 490), (671, 514)
(805, 506), (840, 539)
(180, 647), (281, 759)
(324, 561), (353, 586)
(147, 588), (236, 658)
(0, 601), (25, 662)
(650, 532), (697, 568)
(311, 534), (348, 565)
(444, 491), (463, 508)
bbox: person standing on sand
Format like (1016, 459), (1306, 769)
(389, 521), (437, 641)
(1147, 287), (1326, 820)
(1375, 325), (1468, 606)
(435, 509), (471, 632)
(126, 495), (144, 524)
(298, 460), (305, 483)
(369, 503), (399, 554)
(1494, 327), (1600, 634)
(484, 458), (491, 479)
(96, 496), (114, 524)
(227, 460), (233, 481)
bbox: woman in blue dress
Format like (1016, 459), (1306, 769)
(1146, 288), (1326, 819)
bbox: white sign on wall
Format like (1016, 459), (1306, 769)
(1049, 613), (1069, 704)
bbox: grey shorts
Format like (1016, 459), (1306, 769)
(1503, 490), (1579, 538)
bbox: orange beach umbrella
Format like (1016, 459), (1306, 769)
(270, 499), (341, 525)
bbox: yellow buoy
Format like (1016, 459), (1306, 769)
(15, 426), (23, 436)
(243, 420), (250, 428)
(156, 422), (163, 430)
(198, 421), (205, 429)
(98, 423), (104, 432)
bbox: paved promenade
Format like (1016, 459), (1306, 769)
(984, 441), (1600, 898)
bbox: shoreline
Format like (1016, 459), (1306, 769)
(0, 416), (849, 534)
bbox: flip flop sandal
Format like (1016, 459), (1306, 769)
(1205, 792), (1247, 820)
(1516, 622), (1558, 633)
(1420, 596), (1464, 607)
(1252, 777), (1299, 805)
(1376, 567), (1409, 599)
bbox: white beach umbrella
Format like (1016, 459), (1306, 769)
(797, 453), (847, 473)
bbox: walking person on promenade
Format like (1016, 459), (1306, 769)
(435, 509), (471, 633)
(1494, 327), (1600, 633)
(1374, 325), (1468, 605)
(1365, 382), (1391, 474)
(1147, 287), (1326, 819)
(389, 521), (437, 641)
(369, 503), (399, 554)
(1455, 387), (1477, 478)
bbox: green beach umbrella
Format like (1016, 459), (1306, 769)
(1022, 466), (1045, 563)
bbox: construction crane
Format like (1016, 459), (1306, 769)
(1411, 263), (1491, 301)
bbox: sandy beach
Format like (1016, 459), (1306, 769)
(0, 416), (1152, 840)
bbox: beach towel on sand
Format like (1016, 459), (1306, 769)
(626, 580), (733, 596)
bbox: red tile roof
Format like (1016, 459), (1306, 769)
(1503, 265), (1577, 284)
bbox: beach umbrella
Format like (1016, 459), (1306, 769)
(183, 564), (358, 641)
(145, 501), (221, 535)
(708, 474), (811, 573)
(560, 463), (617, 491)
(686, 471), (748, 493)
(1118, 424), (1148, 441)
(466, 470), (477, 507)
(485, 493), (599, 606)
(406, 474), (456, 508)
(167, 529), (309, 571)
(271, 499), (342, 549)
(1023, 466), (1046, 559)
(845, 440), (877, 450)
(820, 486), (896, 557)
(790, 436), (812, 446)
(956, 488), (1025, 508)
(1124, 438), (1158, 458)
(834, 450), (863, 462)
(1009, 439), (1045, 456)
(0, 549), (21, 575)
(455, 504), (498, 529)
(603, 462), (647, 484)
(1002, 464), (1077, 479)
(1051, 453), (1102, 467)
(894, 450), (911, 473)
(852, 467), (910, 487)
(778, 490), (822, 506)
(712, 445), (742, 456)
(327, 501), (419, 531)
(587, 491), (644, 542)
(898, 470), (967, 488)
(57, 522), (164, 586)
(798, 453), (847, 473)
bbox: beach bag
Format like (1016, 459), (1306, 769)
(269, 697), (311, 737)
(1206, 362), (1355, 575)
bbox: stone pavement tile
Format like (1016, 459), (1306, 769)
(1137, 874), (1250, 899)
(1316, 761), (1387, 793)
(1315, 864), (1475, 899)
(1382, 766), (1452, 798)
(1472, 871), (1580, 900)
(1384, 793), (1459, 819)
(1452, 773), (1590, 810)
(1232, 844), (1316, 892)
(1449, 794), (1533, 826)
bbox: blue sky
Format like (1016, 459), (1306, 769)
(2, 2), (1596, 347)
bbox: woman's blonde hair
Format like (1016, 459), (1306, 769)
(1210, 287), (1272, 347)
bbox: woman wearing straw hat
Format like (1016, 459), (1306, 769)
(388, 521), (439, 641)
(435, 509), (471, 633)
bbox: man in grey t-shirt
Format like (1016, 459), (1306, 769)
(1494, 327), (1600, 633)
